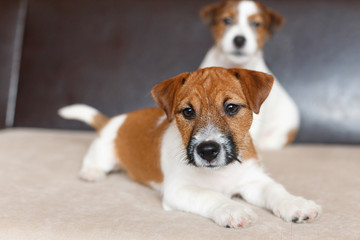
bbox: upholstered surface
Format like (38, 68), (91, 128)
(0, 128), (359, 239)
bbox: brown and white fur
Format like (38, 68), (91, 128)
(200, 0), (299, 150)
(59, 67), (320, 228)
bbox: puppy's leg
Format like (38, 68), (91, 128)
(237, 161), (321, 223)
(163, 184), (257, 228)
(79, 137), (119, 182)
(79, 115), (126, 182)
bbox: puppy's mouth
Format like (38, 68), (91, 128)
(231, 50), (245, 56)
(202, 164), (220, 169)
(186, 135), (241, 168)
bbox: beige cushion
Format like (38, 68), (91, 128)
(0, 128), (359, 239)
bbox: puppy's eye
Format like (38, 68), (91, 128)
(225, 104), (241, 116)
(182, 107), (196, 120)
(223, 17), (233, 25)
(250, 20), (261, 28)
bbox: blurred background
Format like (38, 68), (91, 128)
(0, 0), (359, 144)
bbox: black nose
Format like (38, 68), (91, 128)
(233, 35), (246, 48)
(196, 141), (220, 162)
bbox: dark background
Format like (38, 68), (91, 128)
(1, 0), (359, 144)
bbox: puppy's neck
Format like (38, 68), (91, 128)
(200, 46), (269, 74)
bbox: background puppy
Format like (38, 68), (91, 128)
(59, 67), (320, 228)
(200, 0), (300, 150)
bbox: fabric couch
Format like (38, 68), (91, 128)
(1, 0), (359, 239)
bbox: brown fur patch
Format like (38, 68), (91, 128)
(285, 128), (298, 146)
(230, 68), (274, 114)
(174, 68), (252, 152)
(200, 0), (240, 43)
(255, 2), (285, 37)
(200, 0), (284, 48)
(114, 108), (167, 185)
(153, 67), (273, 162)
(176, 68), (259, 161)
(248, 13), (268, 49)
(91, 113), (109, 131)
(151, 72), (190, 121)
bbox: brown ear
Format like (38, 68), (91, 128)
(200, 2), (221, 25)
(257, 2), (285, 35)
(267, 8), (285, 35)
(151, 72), (191, 121)
(230, 68), (274, 114)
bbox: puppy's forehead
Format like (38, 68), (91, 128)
(217, 0), (239, 15)
(178, 68), (244, 101)
(216, 0), (260, 19)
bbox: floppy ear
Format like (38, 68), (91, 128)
(267, 8), (285, 35)
(151, 72), (191, 121)
(257, 2), (285, 35)
(200, 2), (221, 25)
(230, 68), (274, 114)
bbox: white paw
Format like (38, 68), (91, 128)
(273, 196), (322, 223)
(162, 201), (173, 211)
(213, 204), (258, 228)
(79, 168), (106, 182)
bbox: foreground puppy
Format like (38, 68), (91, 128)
(59, 67), (321, 228)
(200, 0), (300, 150)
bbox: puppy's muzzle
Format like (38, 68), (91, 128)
(196, 141), (220, 163)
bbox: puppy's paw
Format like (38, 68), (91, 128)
(273, 196), (321, 223)
(213, 204), (258, 228)
(79, 168), (106, 182)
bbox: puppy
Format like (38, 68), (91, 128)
(200, 0), (300, 150)
(59, 67), (321, 228)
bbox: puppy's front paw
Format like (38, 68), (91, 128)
(79, 168), (106, 182)
(273, 196), (321, 223)
(213, 204), (258, 228)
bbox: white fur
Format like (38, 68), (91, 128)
(58, 104), (127, 181)
(58, 104), (99, 125)
(200, 1), (300, 150)
(220, 1), (259, 64)
(160, 122), (321, 227)
(79, 114), (127, 181)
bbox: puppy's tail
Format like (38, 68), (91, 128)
(58, 104), (109, 131)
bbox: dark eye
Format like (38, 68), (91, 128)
(250, 20), (261, 28)
(182, 107), (196, 120)
(225, 104), (241, 116)
(223, 17), (233, 25)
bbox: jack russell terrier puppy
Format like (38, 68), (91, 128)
(200, 0), (300, 150)
(59, 67), (320, 228)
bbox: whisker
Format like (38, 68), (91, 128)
(234, 158), (242, 164)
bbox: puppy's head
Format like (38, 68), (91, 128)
(200, 0), (284, 64)
(152, 67), (273, 168)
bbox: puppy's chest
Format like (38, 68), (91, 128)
(200, 165), (251, 193)
(166, 160), (258, 196)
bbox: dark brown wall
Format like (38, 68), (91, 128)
(263, 0), (360, 144)
(14, 0), (213, 130)
(0, 0), (22, 129)
(1, 0), (359, 144)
